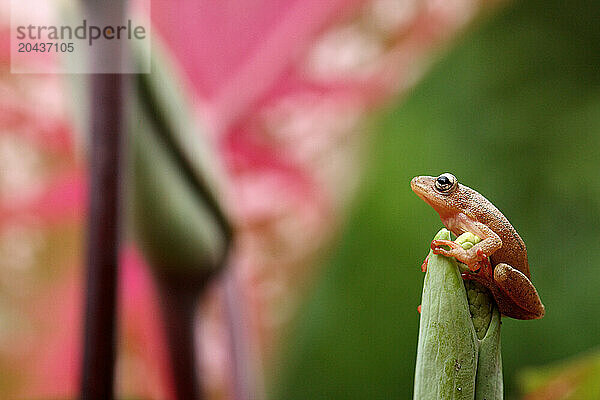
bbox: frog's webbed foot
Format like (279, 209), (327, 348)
(475, 249), (492, 274)
(430, 239), (464, 256)
(420, 256), (428, 272)
(461, 252), (492, 280)
(430, 240), (485, 270)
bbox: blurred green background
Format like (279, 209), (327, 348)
(272, 0), (600, 398)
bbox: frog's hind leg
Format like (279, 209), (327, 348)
(492, 263), (545, 320)
(462, 263), (545, 320)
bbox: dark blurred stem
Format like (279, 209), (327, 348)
(158, 275), (204, 400)
(80, 72), (123, 400)
(79, 1), (126, 398)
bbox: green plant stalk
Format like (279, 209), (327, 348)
(130, 40), (232, 400)
(413, 228), (503, 400)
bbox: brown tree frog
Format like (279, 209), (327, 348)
(411, 173), (545, 320)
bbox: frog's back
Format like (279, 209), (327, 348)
(462, 185), (530, 278)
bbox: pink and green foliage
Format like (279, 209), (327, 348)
(150, 2), (490, 395)
(0, 0), (492, 398)
(0, 30), (172, 399)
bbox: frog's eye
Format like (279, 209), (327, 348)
(435, 173), (457, 193)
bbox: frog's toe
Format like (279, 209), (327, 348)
(476, 249), (489, 264)
(430, 239), (463, 255)
(420, 256), (428, 272)
(431, 246), (455, 257)
(431, 239), (462, 249)
(431, 245), (467, 262)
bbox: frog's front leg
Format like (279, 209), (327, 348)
(431, 222), (502, 270)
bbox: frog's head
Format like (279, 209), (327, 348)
(411, 173), (461, 217)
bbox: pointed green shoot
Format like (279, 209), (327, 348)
(414, 228), (503, 400)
